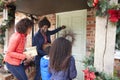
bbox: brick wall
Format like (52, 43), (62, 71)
(38, 9), (96, 55)
(13, 9), (120, 78)
(15, 10), (96, 54)
(0, 10), (96, 53)
(0, 9), (96, 80)
(114, 59), (120, 78)
(15, 10), (96, 53)
(86, 9), (96, 55)
(15, 12), (57, 47)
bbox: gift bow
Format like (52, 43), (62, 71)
(83, 68), (96, 80)
(108, 9), (120, 22)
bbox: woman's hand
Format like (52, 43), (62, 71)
(23, 52), (33, 60)
(42, 43), (51, 50)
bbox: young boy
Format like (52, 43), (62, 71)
(40, 46), (51, 80)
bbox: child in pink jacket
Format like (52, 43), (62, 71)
(4, 18), (34, 80)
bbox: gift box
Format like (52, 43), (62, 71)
(24, 46), (37, 57)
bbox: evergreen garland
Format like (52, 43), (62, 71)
(0, 53), (3, 66)
(82, 50), (119, 80)
(87, 0), (120, 49)
(0, 0), (16, 45)
(96, 0), (108, 17)
(116, 21), (120, 50)
(87, 0), (120, 17)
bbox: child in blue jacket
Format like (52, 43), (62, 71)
(40, 46), (51, 80)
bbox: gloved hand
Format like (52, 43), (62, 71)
(61, 25), (66, 29)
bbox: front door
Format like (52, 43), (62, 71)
(56, 10), (87, 80)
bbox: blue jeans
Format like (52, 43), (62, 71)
(6, 62), (28, 80)
(34, 55), (41, 80)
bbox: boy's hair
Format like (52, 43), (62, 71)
(38, 17), (51, 28)
(49, 37), (72, 71)
(44, 46), (51, 55)
(16, 18), (34, 34)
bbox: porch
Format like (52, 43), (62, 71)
(0, 0), (119, 80)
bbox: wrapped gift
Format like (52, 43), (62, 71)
(24, 46), (37, 57)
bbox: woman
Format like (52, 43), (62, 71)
(32, 17), (66, 80)
(4, 18), (34, 80)
(49, 37), (77, 80)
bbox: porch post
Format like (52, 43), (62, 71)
(94, 0), (118, 74)
(3, 4), (16, 53)
(3, 9), (8, 52)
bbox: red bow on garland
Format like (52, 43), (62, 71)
(108, 9), (120, 23)
(93, 0), (99, 7)
(83, 68), (96, 80)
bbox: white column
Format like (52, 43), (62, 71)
(3, 9), (8, 53)
(94, 0), (118, 74)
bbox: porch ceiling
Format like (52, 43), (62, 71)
(15, 0), (89, 16)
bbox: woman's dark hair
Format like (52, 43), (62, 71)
(49, 37), (72, 71)
(38, 17), (51, 28)
(16, 18), (34, 34)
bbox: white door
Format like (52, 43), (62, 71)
(56, 10), (87, 80)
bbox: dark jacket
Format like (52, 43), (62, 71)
(32, 27), (62, 57)
(50, 56), (77, 80)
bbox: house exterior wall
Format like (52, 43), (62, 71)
(14, 9), (96, 54)
(0, 9), (96, 79)
(0, 9), (96, 53)
(86, 9), (96, 55)
(15, 13), (57, 48)
(94, 0), (118, 75)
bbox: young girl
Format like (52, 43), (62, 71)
(4, 18), (34, 80)
(40, 46), (51, 80)
(49, 37), (77, 80)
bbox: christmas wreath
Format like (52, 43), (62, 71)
(61, 29), (76, 45)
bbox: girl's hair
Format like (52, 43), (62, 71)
(16, 18), (34, 34)
(38, 17), (51, 28)
(49, 37), (72, 72)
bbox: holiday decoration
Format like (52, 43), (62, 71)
(61, 29), (76, 45)
(83, 68), (96, 80)
(0, 53), (3, 66)
(87, 0), (120, 50)
(82, 49), (119, 80)
(93, 0), (99, 7)
(87, 0), (120, 23)
(116, 21), (120, 50)
(0, 0), (16, 45)
(108, 9), (120, 22)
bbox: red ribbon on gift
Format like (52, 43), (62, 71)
(83, 68), (96, 80)
(108, 9), (120, 22)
